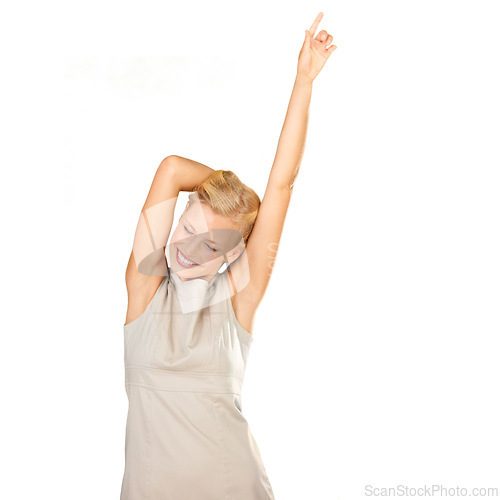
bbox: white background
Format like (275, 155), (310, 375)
(2, 1), (499, 499)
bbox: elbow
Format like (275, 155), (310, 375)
(158, 155), (178, 176)
(160, 155), (178, 168)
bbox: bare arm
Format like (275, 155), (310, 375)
(125, 156), (178, 317)
(124, 155), (216, 325)
(238, 12), (337, 307)
(126, 155), (215, 283)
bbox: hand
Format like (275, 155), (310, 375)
(297, 12), (337, 84)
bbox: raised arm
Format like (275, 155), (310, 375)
(240, 12), (337, 305)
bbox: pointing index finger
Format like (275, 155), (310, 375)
(309, 11), (324, 37)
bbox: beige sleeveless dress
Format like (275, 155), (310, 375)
(120, 266), (275, 499)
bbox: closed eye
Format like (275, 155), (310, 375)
(185, 225), (218, 253)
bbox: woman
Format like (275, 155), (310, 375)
(121, 12), (336, 499)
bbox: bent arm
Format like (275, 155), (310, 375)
(126, 156), (179, 293)
(126, 155), (215, 291)
(124, 155), (215, 325)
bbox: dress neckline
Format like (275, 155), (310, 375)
(168, 267), (223, 297)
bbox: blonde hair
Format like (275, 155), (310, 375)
(189, 170), (260, 244)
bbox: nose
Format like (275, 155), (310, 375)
(182, 234), (203, 263)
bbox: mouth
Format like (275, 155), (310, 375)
(176, 247), (199, 268)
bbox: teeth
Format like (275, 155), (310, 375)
(178, 249), (197, 266)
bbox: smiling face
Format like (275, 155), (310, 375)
(168, 196), (245, 282)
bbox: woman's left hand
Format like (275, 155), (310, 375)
(297, 12), (337, 84)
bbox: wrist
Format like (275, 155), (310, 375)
(295, 73), (314, 88)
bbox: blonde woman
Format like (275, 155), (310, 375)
(121, 12), (336, 500)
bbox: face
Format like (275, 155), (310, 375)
(168, 197), (245, 282)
